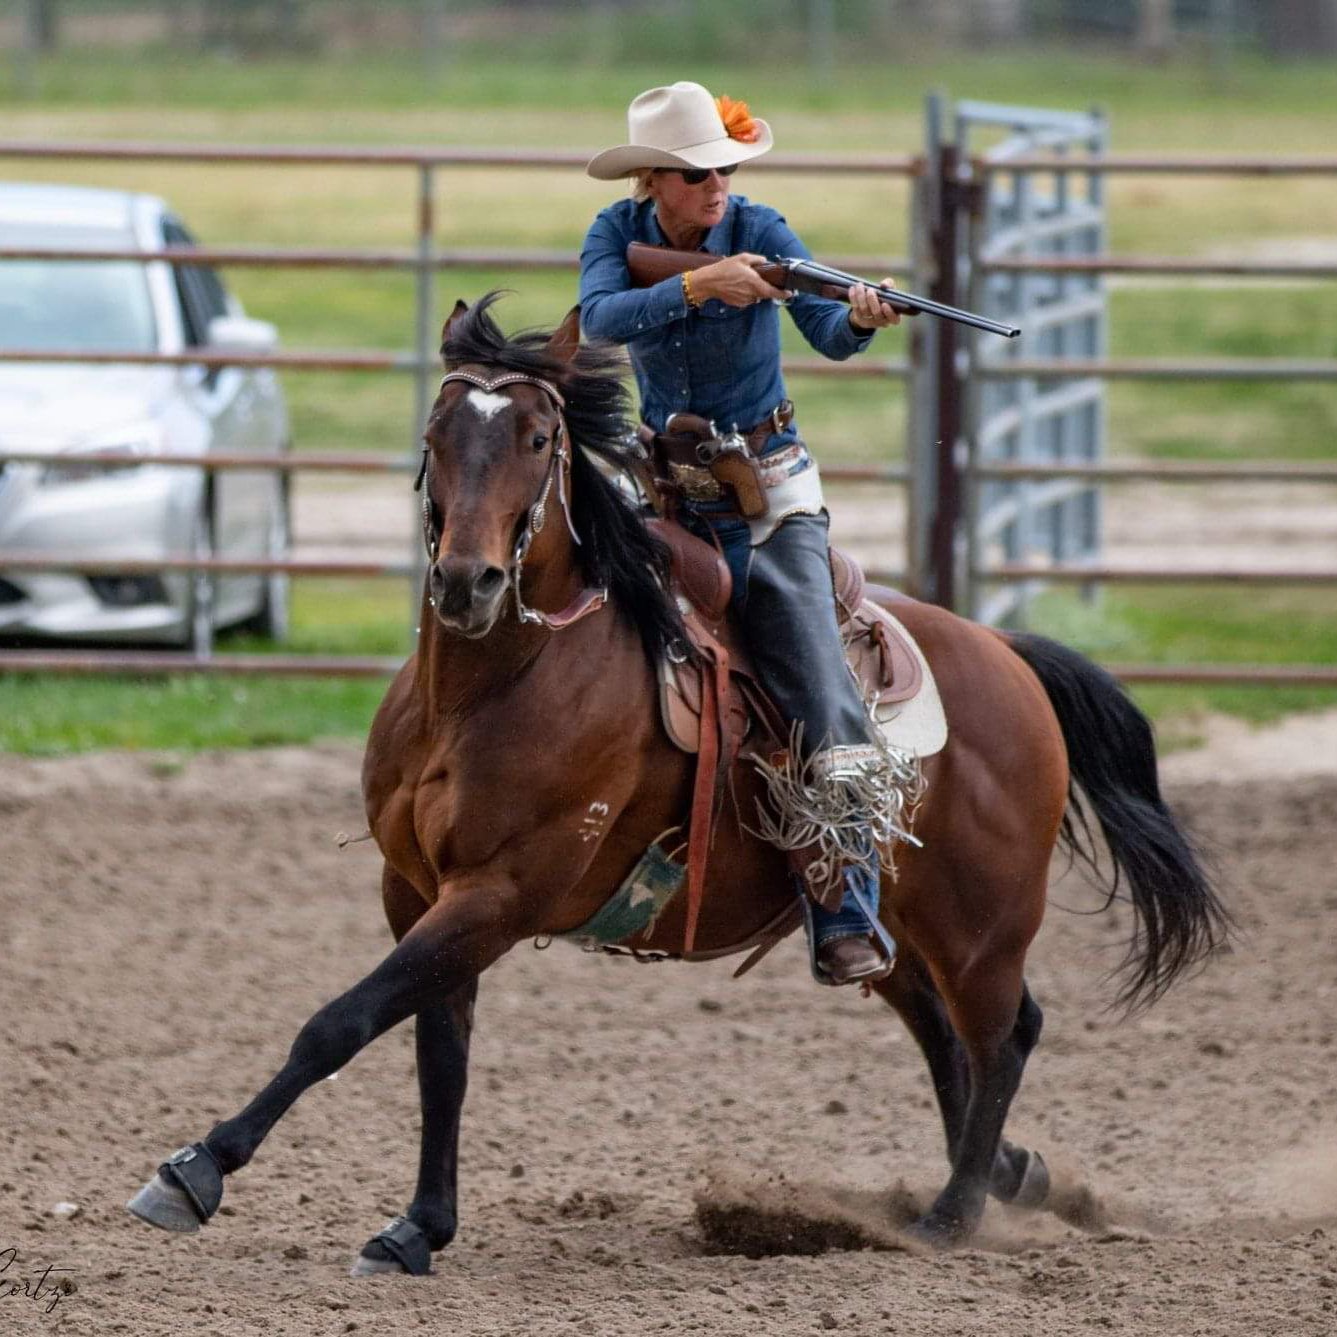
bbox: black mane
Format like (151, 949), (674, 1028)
(440, 292), (686, 664)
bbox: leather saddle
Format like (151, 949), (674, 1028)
(648, 518), (924, 757)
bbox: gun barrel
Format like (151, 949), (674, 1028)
(787, 259), (1020, 339)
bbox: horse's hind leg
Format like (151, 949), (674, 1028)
(900, 950), (1045, 1243)
(875, 956), (1049, 1210)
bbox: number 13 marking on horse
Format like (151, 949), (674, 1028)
(579, 801), (610, 843)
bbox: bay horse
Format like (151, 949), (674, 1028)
(128, 295), (1227, 1272)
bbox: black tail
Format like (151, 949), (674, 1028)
(1007, 632), (1231, 1010)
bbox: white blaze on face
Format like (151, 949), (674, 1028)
(465, 388), (512, 421)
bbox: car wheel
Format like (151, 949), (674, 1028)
(238, 476), (290, 643)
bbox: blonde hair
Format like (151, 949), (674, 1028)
(630, 169), (654, 202)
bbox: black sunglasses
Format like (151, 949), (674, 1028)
(669, 164), (739, 186)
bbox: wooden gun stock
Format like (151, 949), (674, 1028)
(625, 242), (829, 298)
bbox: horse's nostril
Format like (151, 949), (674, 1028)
(474, 566), (506, 598)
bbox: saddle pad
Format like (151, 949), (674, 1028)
(659, 599), (948, 761)
(864, 606), (947, 759)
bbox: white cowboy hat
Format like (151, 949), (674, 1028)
(585, 81), (773, 180)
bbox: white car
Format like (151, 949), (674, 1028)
(0, 182), (290, 650)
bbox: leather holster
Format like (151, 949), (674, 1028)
(706, 446), (768, 518)
(641, 403), (796, 519)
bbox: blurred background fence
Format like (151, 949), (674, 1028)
(7, 0), (1337, 74)
(2, 6), (1335, 749)
(3, 122), (1336, 688)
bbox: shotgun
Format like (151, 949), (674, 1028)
(626, 241), (1020, 339)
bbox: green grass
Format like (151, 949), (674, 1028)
(1024, 585), (1337, 729)
(0, 673), (387, 755)
(0, 579), (410, 755)
(7, 47), (1337, 139)
(1106, 285), (1337, 463)
(2, 48), (1335, 753)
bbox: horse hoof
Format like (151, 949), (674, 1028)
(126, 1173), (202, 1234)
(905, 1212), (967, 1250)
(127, 1143), (223, 1233)
(349, 1250), (407, 1277)
(350, 1217), (432, 1277)
(1012, 1149), (1050, 1209)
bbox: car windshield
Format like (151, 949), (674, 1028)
(0, 225), (158, 353)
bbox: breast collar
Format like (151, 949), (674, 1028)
(417, 367), (607, 632)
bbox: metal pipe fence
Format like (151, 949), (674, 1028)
(0, 139), (920, 682)
(2, 138), (1335, 690)
(953, 145), (1337, 672)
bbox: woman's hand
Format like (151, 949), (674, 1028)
(690, 253), (789, 307)
(848, 278), (903, 332)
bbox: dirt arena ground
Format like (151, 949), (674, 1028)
(4, 720), (1337, 1336)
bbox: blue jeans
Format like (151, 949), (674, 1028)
(681, 509), (881, 947)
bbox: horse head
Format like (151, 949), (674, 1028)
(418, 300), (581, 638)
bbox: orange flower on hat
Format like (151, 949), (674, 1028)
(715, 95), (759, 144)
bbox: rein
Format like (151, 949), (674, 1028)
(416, 367), (608, 632)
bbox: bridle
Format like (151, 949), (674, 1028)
(415, 367), (608, 632)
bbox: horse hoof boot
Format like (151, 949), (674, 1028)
(1012, 1149), (1050, 1209)
(351, 1216), (432, 1278)
(817, 935), (893, 986)
(127, 1144), (223, 1233)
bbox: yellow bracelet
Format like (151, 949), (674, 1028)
(682, 270), (700, 311)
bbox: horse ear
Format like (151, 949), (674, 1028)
(440, 300), (470, 362)
(545, 305), (581, 365)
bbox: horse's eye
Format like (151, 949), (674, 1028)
(532, 434), (549, 453)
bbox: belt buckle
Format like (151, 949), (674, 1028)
(668, 461), (725, 502)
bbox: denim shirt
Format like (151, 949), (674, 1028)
(578, 195), (872, 437)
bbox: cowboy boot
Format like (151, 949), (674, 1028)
(810, 848), (895, 984)
(819, 933), (892, 985)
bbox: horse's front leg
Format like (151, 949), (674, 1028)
(351, 978), (478, 1276)
(127, 873), (519, 1244)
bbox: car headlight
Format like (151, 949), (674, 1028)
(41, 425), (163, 486)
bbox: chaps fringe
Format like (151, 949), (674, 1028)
(749, 723), (926, 889)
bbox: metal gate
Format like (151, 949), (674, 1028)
(911, 93), (1108, 623)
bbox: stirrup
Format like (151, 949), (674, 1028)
(798, 892), (839, 987)
(797, 874), (897, 988)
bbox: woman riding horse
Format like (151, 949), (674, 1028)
(580, 80), (904, 986)
(127, 295), (1227, 1272)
